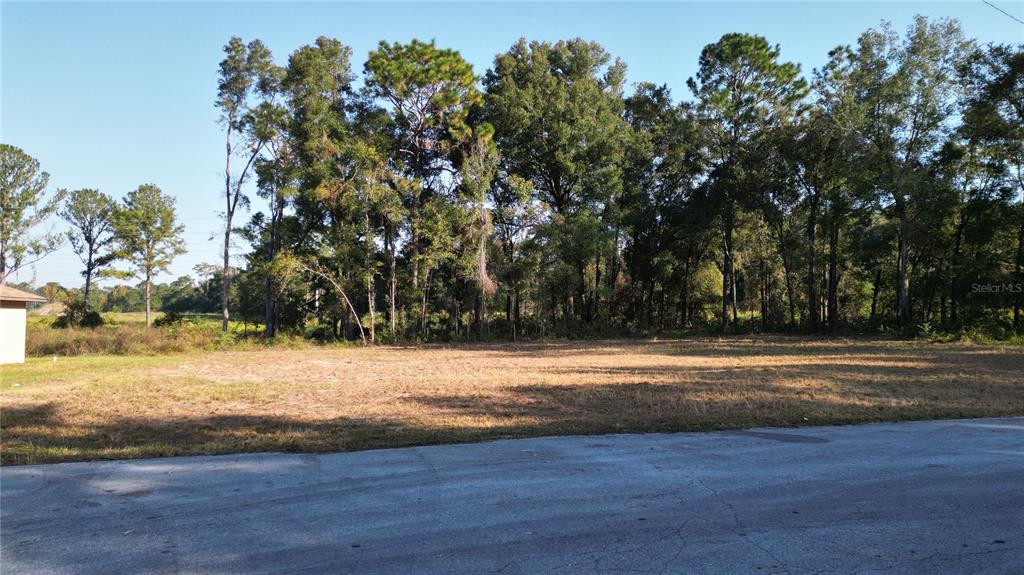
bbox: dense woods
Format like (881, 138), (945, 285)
(4, 16), (1022, 341)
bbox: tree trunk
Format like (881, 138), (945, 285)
(222, 127), (233, 333)
(870, 267), (882, 326)
(679, 272), (689, 330)
(721, 206), (734, 332)
(264, 195), (283, 338)
(387, 227), (397, 337)
(478, 287), (486, 340)
(778, 244), (796, 327)
(409, 213), (420, 338)
(1014, 216), (1023, 329)
(731, 269), (739, 327)
(806, 196), (820, 332)
(550, 291), (558, 335)
(658, 284), (666, 332)
(365, 212), (375, 343)
(83, 266), (93, 311)
(565, 293), (574, 336)
(264, 262), (274, 339)
(577, 264), (587, 326)
(506, 293), (512, 326)
(827, 223), (839, 329)
(306, 265), (366, 343)
(419, 267), (431, 337)
(455, 300), (461, 339)
(897, 217), (911, 328)
(783, 270), (796, 327)
(950, 216), (965, 325)
(760, 257), (768, 332)
(646, 278), (656, 331)
(83, 273), (92, 309)
(609, 226), (621, 319)
(145, 271), (152, 328)
(367, 274), (376, 344)
(410, 233), (419, 292)
(513, 288), (521, 341)
(222, 217), (231, 332)
(505, 240), (516, 339)
(264, 275), (275, 337)
(940, 292), (947, 325)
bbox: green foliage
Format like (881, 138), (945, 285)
(26, 323), (240, 356)
(52, 299), (105, 329)
(109, 184), (186, 326)
(110, 185), (186, 282)
(847, 17), (972, 326)
(152, 310), (186, 327)
(362, 39), (485, 337)
(688, 32), (808, 331)
(217, 37), (278, 126)
(689, 33), (807, 145)
(0, 144), (66, 282)
(60, 188), (116, 304)
(20, 19), (1024, 348)
(216, 37), (284, 331)
(485, 38), (628, 214)
(365, 39), (480, 148)
(225, 26), (1019, 342)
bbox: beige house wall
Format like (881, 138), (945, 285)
(0, 304), (29, 364)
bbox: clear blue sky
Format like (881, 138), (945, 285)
(3, 1), (1022, 287)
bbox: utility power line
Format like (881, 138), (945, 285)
(981, 0), (1024, 26)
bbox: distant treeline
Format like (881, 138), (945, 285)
(4, 16), (1022, 341)
(11, 271), (226, 318)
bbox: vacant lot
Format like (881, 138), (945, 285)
(2, 337), (1023, 465)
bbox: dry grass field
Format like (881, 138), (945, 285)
(2, 337), (1023, 465)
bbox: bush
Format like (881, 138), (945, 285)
(153, 310), (186, 327)
(910, 308), (1024, 344)
(305, 323), (335, 343)
(52, 300), (104, 329)
(79, 310), (105, 328)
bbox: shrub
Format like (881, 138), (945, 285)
(52, 300), (105, 329)
(25, 321), (315, 357)
(153, 310), (186, 327)
(29, 324), (223, 356)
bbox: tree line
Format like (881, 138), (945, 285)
(13, 267), (231, 322)
(1, 148), (186, 326)
(3, 16), (1021, 341)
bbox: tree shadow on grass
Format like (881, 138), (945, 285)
(445, 336), (1024, 363)
(4, 336), (1023, 465)
(5, 350), (1022, 466)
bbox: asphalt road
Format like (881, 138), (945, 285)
(2, 418), (1023, 574)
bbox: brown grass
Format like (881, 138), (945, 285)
(24, 322), (287, 356)
(2, 337), (1023, 465)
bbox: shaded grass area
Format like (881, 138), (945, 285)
(2, 337), (1023, 465)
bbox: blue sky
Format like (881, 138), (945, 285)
(3, 1), (1022, 287)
